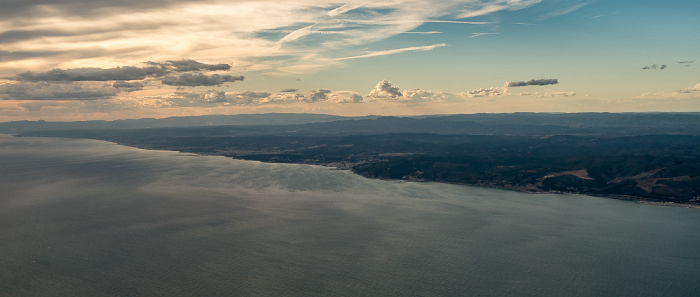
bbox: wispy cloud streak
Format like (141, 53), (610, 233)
(336, 44), (448, 60)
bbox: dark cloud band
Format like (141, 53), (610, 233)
(148, 59), (231, 72)
(15, 66), (168, 82)
(506, 79), (558, 87)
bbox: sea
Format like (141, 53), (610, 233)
(1, 134), (699, 296)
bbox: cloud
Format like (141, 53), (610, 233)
(536, 91), (576, 97)
(14, 66), (168, 82)
(462, 87), (508, 98)
(161, 73), (244, 86)
(469, 32), (499, 38)
(18, 101), (68, 111)
(336, 44), (447, 60)
(280, 88), (298, 93)
(112, 80), (144, 91)
(633, 82), (700, 99)
(457, 0), (543, 18)
(642, 64), (667, 70)
(678, 61), (694, 67)
(544, 1), (589, 18)
(278, 25), (317, 44)
(0, 82), (120, 100)
(307, 89), (332, 102)
(676, 83), (700, 94)
(153, 88), (365, 107)
(149, 59), (231, 72)
(367, 80), (403, 99)
(505, 78), (558, 87)
(0, 1), (544, 78)
(201, 90), (228, 103)
(403, 89), (462, 103)
(327, 92), (363, 103)
(402, 31), (442, 34)
(328, 3), (364, 17)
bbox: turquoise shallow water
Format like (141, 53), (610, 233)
(1, 135), (699, 296)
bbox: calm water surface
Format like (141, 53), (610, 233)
(1, 135), (699, 296)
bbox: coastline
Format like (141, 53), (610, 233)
(9, 134), (699, 208)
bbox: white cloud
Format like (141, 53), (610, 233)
(633, 82), (700, 99)
(538, 91), (575, 97)
(403, 89), (462, 103)
(336, 44), (448, 61)
(469, 32), (500, 38)
(327, 91), (363, 103)
(461, 86), (508, 98)
(0, 0), (543, 77)
(366, 80), (403, 99)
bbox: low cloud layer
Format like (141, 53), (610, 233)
(506, 79), (559, 87)
(14, 66), (167, 82)
(463, 87), (508, 97)
(112, 80), (145, 91)
(161, 73), (244, 86)
(2, 59), (243, 100)
(676, 83), (700, 94)
(148, 60), (231, 72)
(0, 82), (119, 101)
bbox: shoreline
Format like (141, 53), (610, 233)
(10, 134), (700, 208)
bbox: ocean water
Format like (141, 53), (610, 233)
(1, 134), (699, 296)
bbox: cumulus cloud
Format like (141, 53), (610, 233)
(201, 90), (228, 103)
(155, 88), (364, 107)
(229, 91), (274, 105)
(307, 89), (332, 102)
(327, 92), (363, 103)
(367, 80), (403, 98)
(14, 66), (168, 82)
(462, 87), (508, 97)
(0, 82), (119, 100)
(160, 73), (244, 86)
(403, 89), (462, 102)
(505, 79), (558, 87)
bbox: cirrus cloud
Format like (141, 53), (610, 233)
(0, 0), (544, 77)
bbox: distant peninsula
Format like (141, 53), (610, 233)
(5, 112), (700, 206)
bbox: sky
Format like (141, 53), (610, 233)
(0, 0), (699, 121)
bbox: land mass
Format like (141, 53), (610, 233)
(7, 112), (700, 206)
